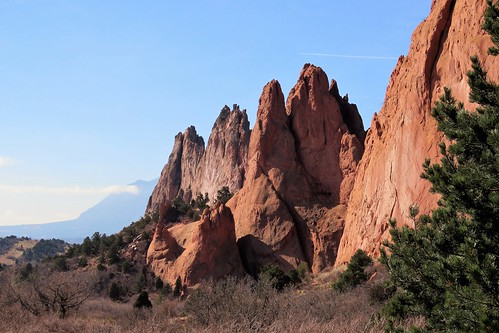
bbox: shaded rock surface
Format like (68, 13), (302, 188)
(336, 0), (499, 264)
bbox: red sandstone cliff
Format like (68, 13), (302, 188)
(336, 0), (499, 264)
(228, 65), (365, 274)
(147, 105), (250, 213)
(146, 0), (496, 283)
(194, 104), (250, 202)
(147, 126), (205, 210)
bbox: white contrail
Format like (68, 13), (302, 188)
(299, 52), (397, 60)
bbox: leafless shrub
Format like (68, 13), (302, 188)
(7, 266), (95, 318)
(184, 276), (281, 330)
(183, 276), (389, 333)
(0, 267), (425, 333)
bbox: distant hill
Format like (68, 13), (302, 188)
(0, 236), (69, 266)
(0, 235), (37, 265)
(0, 180), (157, 243)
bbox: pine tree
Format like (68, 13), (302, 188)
(381, 2), (499, 332)
(133, 291), (152, 309)
(216, 186), (233, 204)
(332, 249), (372, 292)
(109, 282), (121, 301)
(154, 276), (164, 290)
(173, 276), (183, 297)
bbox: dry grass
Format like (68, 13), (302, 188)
(0, 269), (421, 333)
(183, 277), (387, 333)
(0, 297), (185, 333)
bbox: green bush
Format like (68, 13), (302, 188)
(332, 249), (372, 292)
(259, 264), (305, 291)
(195, 192), (210, 211)
(109, 282), (121, 301)
(154, 276), (164, 290)
(216, 186), (233, 204)
(53, 256), (69, 272)
(161, 283), (172, 296)
(173, 276), (183, 297)
(260, 265), (290, 291)
(121, 260), (132, 274)
(18, 262), (33, 280)
(135, 267), (148, 292)
(133, 291), (152, 309)
(78, 257), (88, 267)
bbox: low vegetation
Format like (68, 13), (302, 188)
(0, 235), (31, 255)
(21, 238), (67, 262)
(0, 260), (415, 333)
(170, 186), (233, 221)
(259, 262), (308, 291)
(332, 249), (372, 292)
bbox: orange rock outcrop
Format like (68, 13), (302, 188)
(146, 202), (244, 286)
(146, 0), (497, 284)
(228, 65), (365, 274)
(336, 0), (499, 264)
(147, 105), (250, 213)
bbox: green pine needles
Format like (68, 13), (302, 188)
(381, 1), (499, 332)
(333, 249), (372, 292)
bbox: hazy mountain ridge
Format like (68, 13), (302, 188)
(0, 179), (157, 243)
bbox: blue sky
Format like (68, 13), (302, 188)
(0, 0), (431, 226)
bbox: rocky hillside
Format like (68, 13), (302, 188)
(145, 0), (496, 285)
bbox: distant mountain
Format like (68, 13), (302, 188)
(0, 180), (157, 243)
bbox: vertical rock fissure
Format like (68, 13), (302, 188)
(428, 0), (456, 108)
(388, 161), (398, 220)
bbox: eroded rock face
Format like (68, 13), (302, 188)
(194, 105), (250, 203)
(336, 0), (499, 264)
(147, 105), (250, 213)
(147, 126), (205, 210)
(228, 65), (365, 274)
(146, 202), (244, 286)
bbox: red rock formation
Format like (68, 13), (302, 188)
(228, 80), (308, 274)
(147, 105), (250, 213)
(147, 126), (205, 211)
(336, 0), (499, 264)
(229, 65), (365, 274)
(194, 105), (250, 202)
(146, 202), (244, 286)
